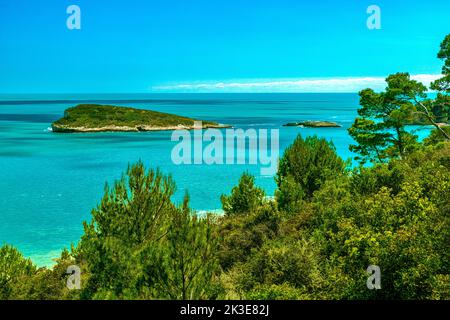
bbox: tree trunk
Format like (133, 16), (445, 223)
(416, 100), (450, 140)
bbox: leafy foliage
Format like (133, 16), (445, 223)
(2, 141), (449, 300)
(0, 245), (36, 299)
(276, 135), (346, 212)
(431, 34), (450, 92)
(349, 73), (424, 164)
(77, 161), (220, 299)
(149, 195), (220, 299)
(350, 35), (450, 165)
(220, 173), (265, 216)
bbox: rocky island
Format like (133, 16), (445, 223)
(283, 120), (342, 128)
(51, 104), (230, 133)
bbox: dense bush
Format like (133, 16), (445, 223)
(77, 162), (219, 299)
(0, 245), (36, 299)
(220, 142), (449, 300)
(311, 145), (449, 299)
(275, 135), (346, 213)
(220, 173), (266, 216)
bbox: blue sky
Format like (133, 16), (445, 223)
(0, 0), (449, 93)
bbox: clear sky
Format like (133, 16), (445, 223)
(0, 0), (449, 93)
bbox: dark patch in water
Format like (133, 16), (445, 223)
(220, 116), (270, 122)
(67, 161), (123, 170)
(0, 114), (60, 123)
(0, 150), (33, 157)
(287, 112), (318, 115)
(67, 134), (168, 144)
(4, 137), (50, 142)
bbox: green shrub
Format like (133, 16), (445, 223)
(220, 172), (265, 216)
(276, 135), (346, 212)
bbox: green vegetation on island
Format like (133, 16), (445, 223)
(51, 104), (228, 133)
(284, 121), (342, 128)
(1, 35), (449, 301)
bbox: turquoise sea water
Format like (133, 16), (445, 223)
(0, 93), (433, 266)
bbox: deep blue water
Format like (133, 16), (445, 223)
(0, 93), (433, 266)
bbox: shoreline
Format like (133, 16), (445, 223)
(51, 123), (231, 133)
